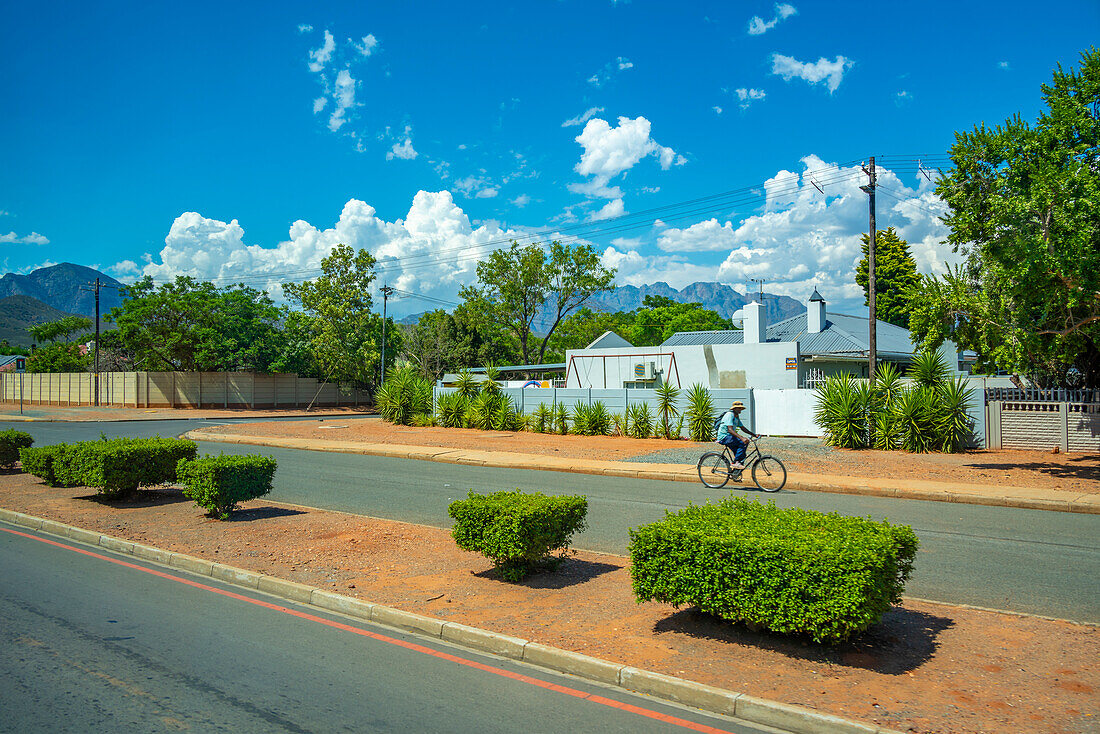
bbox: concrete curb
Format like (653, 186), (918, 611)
(0, 507), (904, 734)
(185, 430), (1100, 515)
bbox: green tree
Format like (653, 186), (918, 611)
(27, 315), (94, 344)
(624, 296), (733, 346)
(400, 309), (458, 380)
(26, 343), (91, 373)
(855, 227), (920, 329)
(269, 311), (321, 378)
(460, 240), (615, 365)
(909, 49), (1100, 387)
(547, 308), (633, 355)
(104, 276), (284, 371)
(283, 243), (396, 385)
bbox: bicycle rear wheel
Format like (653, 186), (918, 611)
(697, 452), (731, 489)
(751, 456), (787, 492)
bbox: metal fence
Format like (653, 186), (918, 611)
(985, 387), (1100, 403)
(0, 371), (369, 409)
(987, 401), (1100, 453)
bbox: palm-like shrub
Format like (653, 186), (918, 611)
(909, 350), (950, 389)
(492, 395), (520, 431)
(814, 373), (870, 449)
(571, 401), (592, 435)
(869, 363), (903, 450)
(655, 383), (681, 439)
(481, 363), (502, 395)
(467, 392), (498, 431)
(435, 390), (467, 428)
(411, 413), (437, 427)
(377, 365), (432, 425)
(893, 386), (939, 453)
(611, 412), (627, 436)
(935, 377), (975, 452)
(628, 403), (654, 439)
(588, 401), (611, 436)
(685, 384), (715, 442)
(554, 403), (571, 435)
(454, 369), (480, 399)
(533, 403), (553, 433)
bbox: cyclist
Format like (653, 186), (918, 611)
(718, 400), (758, 469)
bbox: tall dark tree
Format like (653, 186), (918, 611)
(908, 49), (1100, 386)
(855, 227), (920, 329)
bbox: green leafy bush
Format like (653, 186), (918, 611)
(629, 498), (918, 644)
(19, 444), (69, 486)
(177, 454), (277, 519)
(54, 437), (198, 499)
(685, 384), (715, 442)
(0, 429), (34, 468)
(448, 490), (588, 581)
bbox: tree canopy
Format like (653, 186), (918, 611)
(855, 227), (920, 329)
(909, 48), (1100, 386)
(27, 315), (93, 344)
(460, 240), (615, 365)
(549, 296), (734, 353)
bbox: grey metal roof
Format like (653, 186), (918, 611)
(662, 312), (922, 358)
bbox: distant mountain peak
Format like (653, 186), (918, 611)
(0, 263), (124, 317)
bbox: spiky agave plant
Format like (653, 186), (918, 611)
(454, 368), (480, 399)
(813, 373), (869, 448)
(869, 362), (903, 450)
(610, 412), (626, 436)
(588, 401), (611, 436)
(654, 383), (680, 439)
(534, 403), (553, 433)
(481, 363), (502, 395)
(935, 377), (974, 452)
(435, 390), (467, 428)
(909, 350), (950, 390)
(684, 383), (715, 442)
(628, 402), (654, 439)
(468, 392), (498, 431)
(492, 395), (520, 431)
(893, 385), (939, 453)
(571, 400), (592, 435)
(554, 402), (571, 435)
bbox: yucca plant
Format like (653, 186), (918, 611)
(909, 350), (950, 389)
(869, 362), (903, 450)
(378, 365), (432, 425)
(411, 413), (437, 427)
(673, 415), (685, 440)
(654, 383), (680, 439)
(554, 402), (571, 435)
(571, 400), (592, 435)
(588, 401), (611, 436)
(468, 392), (498, 431)
(813, 373), (869, 449)
(435, 390), (468, 428)
(481, 363), (502, 395)
(492, 395), (520, 431)
(628, 402), (654, 439)
(870, 409), (899, 450)
(610, 412), (626, 436)
(684, 383), (715, 442)
(454, 368), (480, 399)
(935, 377), (975, 452)
(893, 386), (940, 453)
(533, 403), (553, 433)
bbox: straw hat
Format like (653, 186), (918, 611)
(730, 400), (746, 410)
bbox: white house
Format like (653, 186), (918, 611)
(564, 290), (959, 390)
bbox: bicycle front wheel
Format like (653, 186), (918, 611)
(751, 456), (787, 492)
(697, 452), (731, 489)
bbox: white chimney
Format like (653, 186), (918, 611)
(744, 300), (766, 344)
(808, 288), (826, 333)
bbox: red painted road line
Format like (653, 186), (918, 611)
(2, 526), (740, 734)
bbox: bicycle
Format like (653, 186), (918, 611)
(697, 437), (787, 492)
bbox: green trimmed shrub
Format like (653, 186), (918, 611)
(177, 454), (277, 519)
(629, 498), (918, 644)
(54, 437), (198, 499)
(448, 490), (588, 581)
(19, 444), (69, 486)
(0, 429), (34, 468)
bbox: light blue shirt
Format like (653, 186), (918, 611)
(720, 411), (746, 435)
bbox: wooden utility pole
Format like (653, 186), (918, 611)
(380, 285), (395, 386)
(860, 157), (878, 381)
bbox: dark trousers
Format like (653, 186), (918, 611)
(720, 434), (747, 463)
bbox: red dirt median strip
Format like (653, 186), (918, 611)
(0, 509), (901, 734)
(185, 429), (1100, 514)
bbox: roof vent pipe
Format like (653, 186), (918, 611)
(808, 289), (826, 333)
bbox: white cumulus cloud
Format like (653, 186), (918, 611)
(747, 3), (797, 35)
(736, 87), (766, 108)
(354, 34), (379, 57)
(387, 127), (418, 160)
(328, 69), (357, 131)
(573, 116), (682, 187)
(589, 198), (626, 221)
(308, 30), (335, 72)
(771, 54), (853, 93)
(0, 231), (49, 245)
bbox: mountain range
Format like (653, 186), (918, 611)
(0, 263), (124, 316)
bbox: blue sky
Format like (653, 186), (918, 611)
(2, 1), (1098, 318)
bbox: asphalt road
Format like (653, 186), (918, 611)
(0, 521), (771, 734)
(7, 419), (1100, 623)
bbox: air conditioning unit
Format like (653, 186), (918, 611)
(633, 362), (656, 380)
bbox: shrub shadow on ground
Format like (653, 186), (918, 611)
(225, 506), (306, 522)
(474, 557), (622, 589)
(77, 487), (191, 508)
(967, 456), (1100, 482)
(653, 605), (954, 674)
